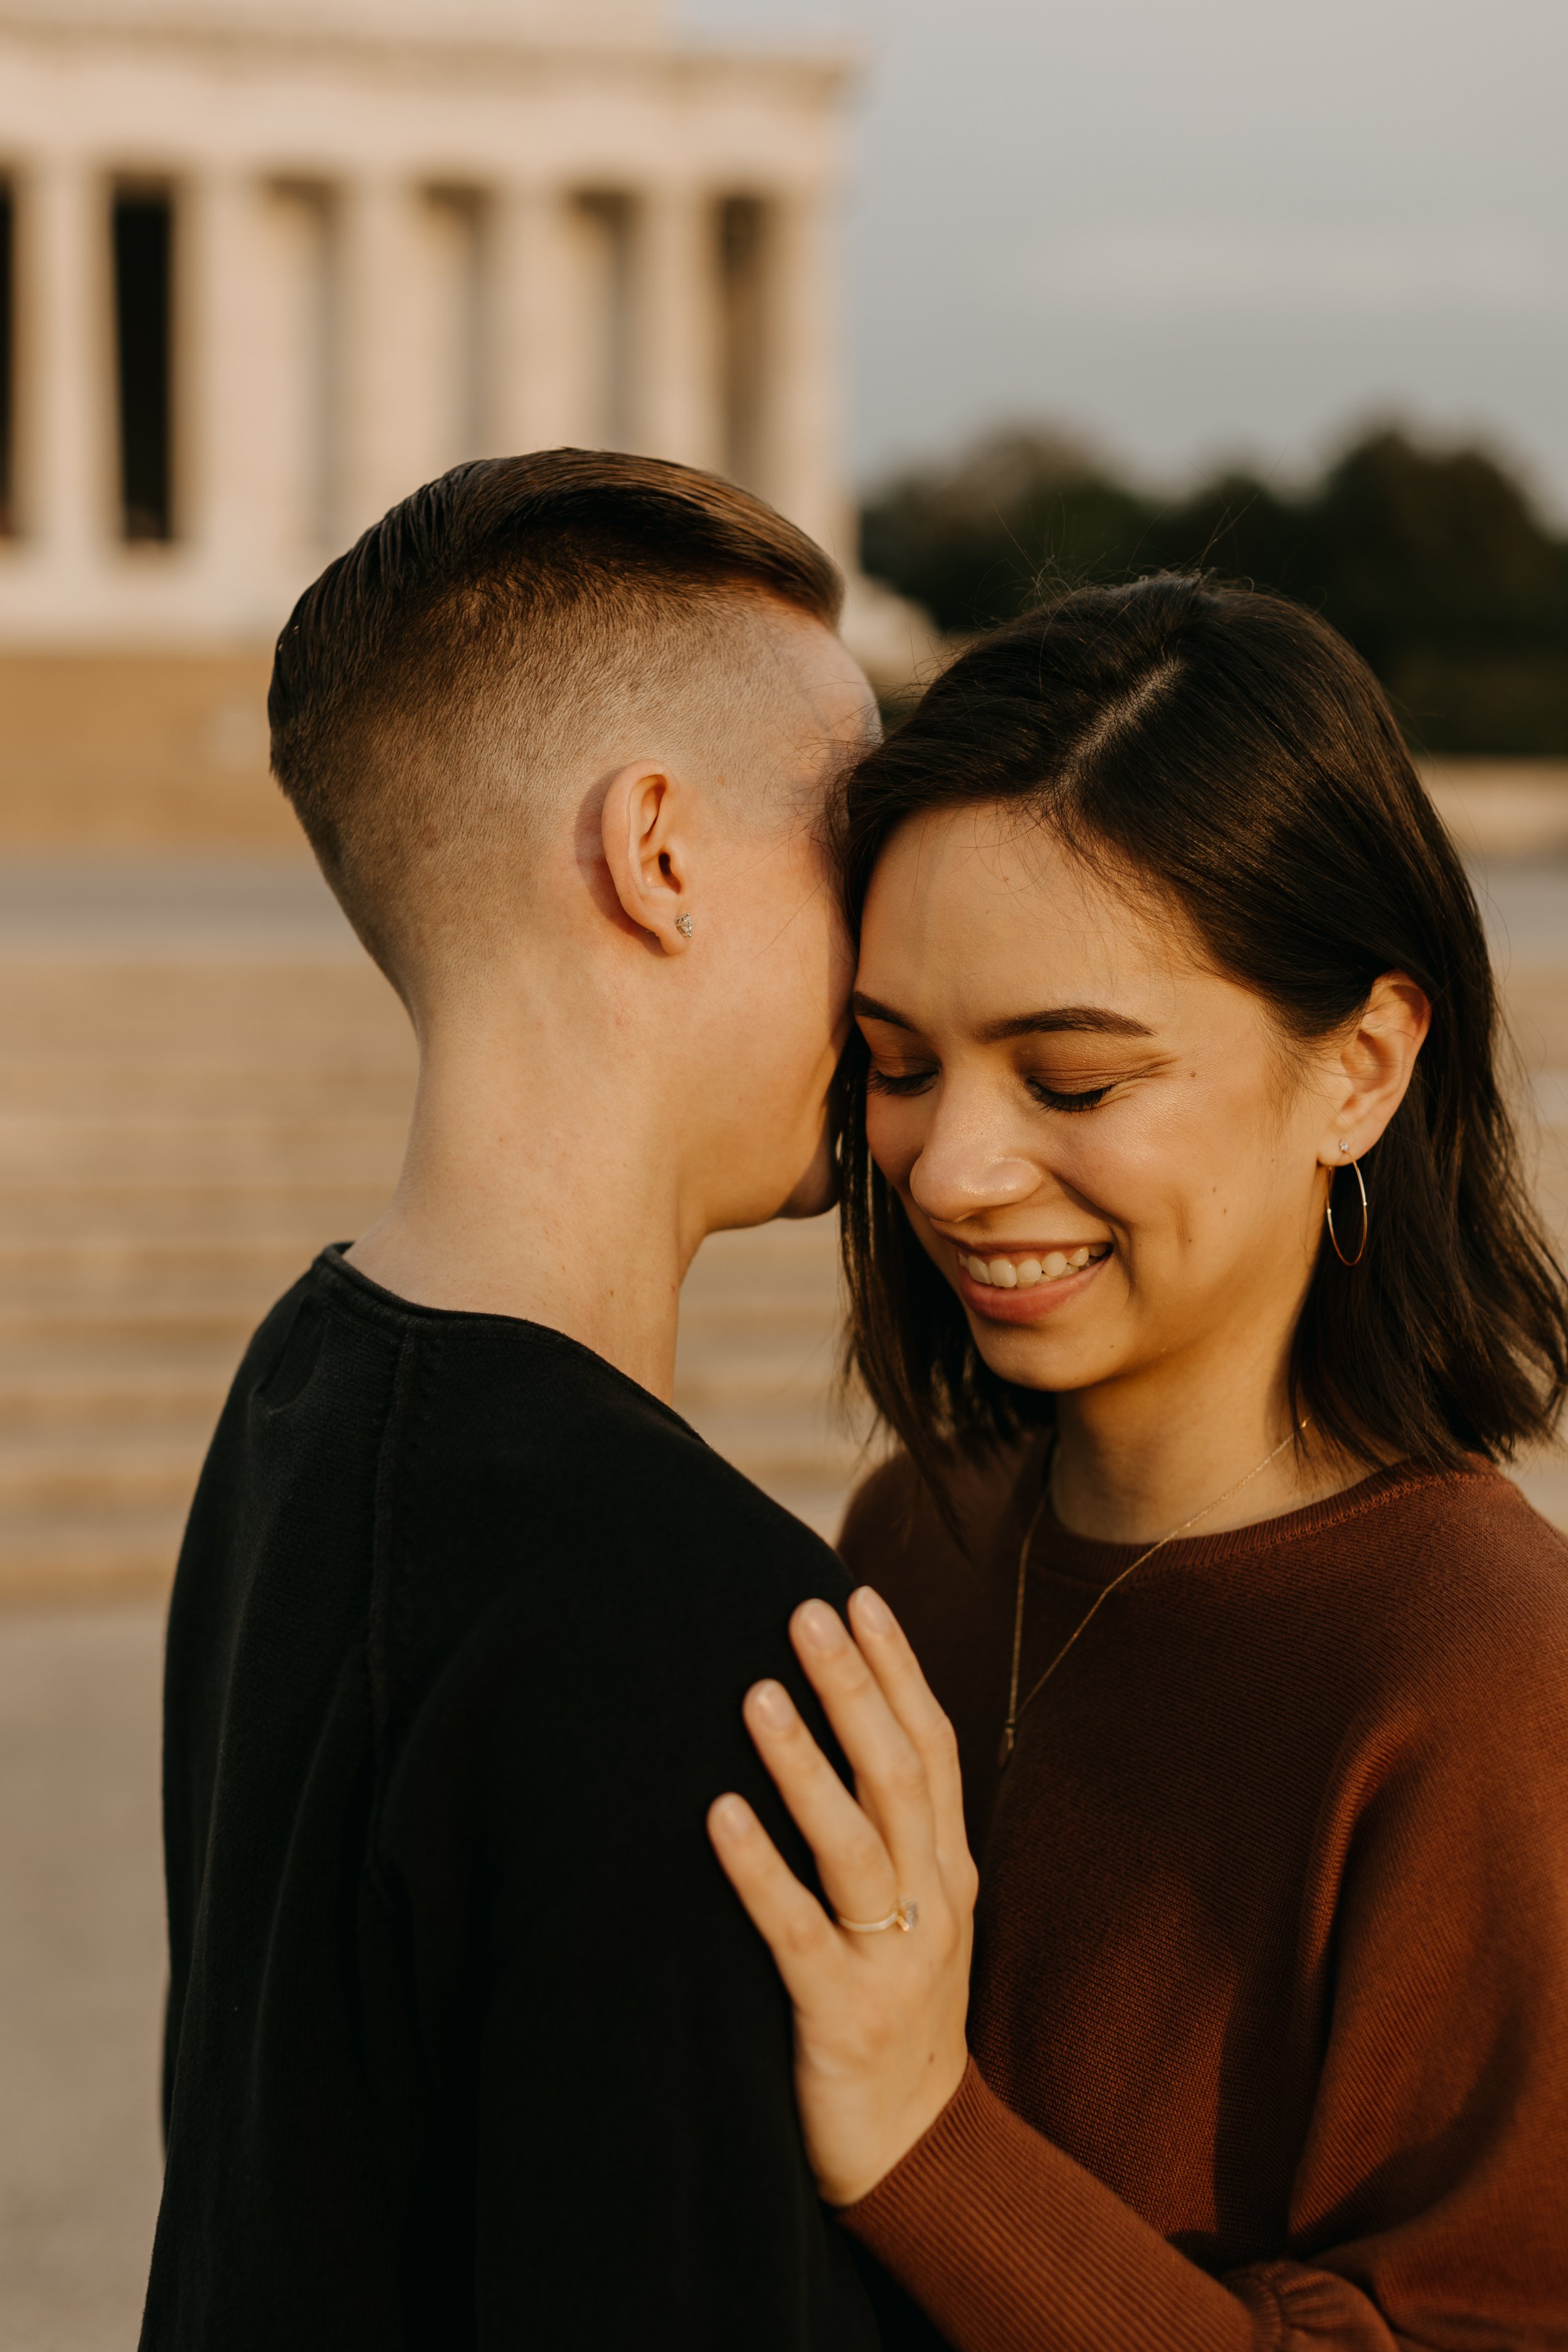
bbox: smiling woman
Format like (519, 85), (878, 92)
(835, 576), (1565, 1496)
(707, 575), (1568, 2351)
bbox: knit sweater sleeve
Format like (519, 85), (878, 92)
(837, 1653), (1568, 2351)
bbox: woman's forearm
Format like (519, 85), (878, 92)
(838, 2061), (1402, 2352)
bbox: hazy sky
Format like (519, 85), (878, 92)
(684, 0), (1568, 515)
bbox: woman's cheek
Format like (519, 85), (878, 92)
(1062, 1099), (1182, 1216)
(863, 1094), (924, 1187)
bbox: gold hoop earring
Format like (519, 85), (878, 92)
(1325, 1156), (1369, 1267)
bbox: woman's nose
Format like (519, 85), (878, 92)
(908, 1117), (1040, 1222)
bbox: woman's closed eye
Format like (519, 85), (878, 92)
(868, 1064), (1120, 1110)
(1027, 1079), (1113, 1113)
(866, 1062), (938, 1097)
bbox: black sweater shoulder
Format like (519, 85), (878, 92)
(147, 1249), (877, 2352)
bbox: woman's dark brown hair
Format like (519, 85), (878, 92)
(835, 573), (1568, 1493)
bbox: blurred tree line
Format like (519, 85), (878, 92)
(860, 426), (1568, 753)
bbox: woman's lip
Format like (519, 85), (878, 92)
(953, 1249), (1110, 1323)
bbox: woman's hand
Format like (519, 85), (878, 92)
(707, 1586), (978, 2208)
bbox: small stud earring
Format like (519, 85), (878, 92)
(1338, 1139), (1350, 1153)
(675, 911), (693, 939)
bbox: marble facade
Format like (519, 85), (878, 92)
(0, 0), (852, 652)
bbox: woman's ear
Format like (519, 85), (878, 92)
(600, 761), (694, 955)
(1317, 971), (1431, 1165)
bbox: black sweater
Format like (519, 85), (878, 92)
(140, 1246), (880, 2351)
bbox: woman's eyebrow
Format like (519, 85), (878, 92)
(850, 993), (916, 1030)
(851, 995), (1157, 1043)
(979, 1007), (1156, 1043)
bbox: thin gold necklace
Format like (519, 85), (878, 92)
(999, 1422), (1307, 1767)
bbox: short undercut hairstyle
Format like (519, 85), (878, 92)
(269, 449), (844, 983)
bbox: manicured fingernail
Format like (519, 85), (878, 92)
(711, 1795), (751, 1840)
(750, 1680), (793, 1727)
(853, 1586), (893, 1634)
(797, 1599), (845, 1653)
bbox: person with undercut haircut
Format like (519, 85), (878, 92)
(138, 453), (886, 2351)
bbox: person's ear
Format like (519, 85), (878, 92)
(1315, 971), (1431, 1167)
(600, 761), (696, 955)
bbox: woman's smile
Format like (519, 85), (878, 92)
(950, 1240), (1112, 1320)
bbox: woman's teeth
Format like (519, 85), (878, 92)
(960, 1247), (1099, 1288)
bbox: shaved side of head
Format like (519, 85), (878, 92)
(268, 450), (847, 990)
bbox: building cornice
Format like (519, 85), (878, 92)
(0, 11), (856, 100)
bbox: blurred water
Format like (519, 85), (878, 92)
(1469, 854), (1568, 972)
(0, 849), (1562, 965)
(0, 856), (358, 960)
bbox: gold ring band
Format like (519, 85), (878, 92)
(835, 1898), (919, 1935)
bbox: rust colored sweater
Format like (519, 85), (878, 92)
(835, 1448), (1568, 2351)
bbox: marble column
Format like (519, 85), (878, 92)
(14, 154), (109, 567)
(636, 183), (720, 473)
(334, 175), (428, 542)
(762, 184), (847, 558)
(487, 182), (581, 457)
(184, 170), (273, 571)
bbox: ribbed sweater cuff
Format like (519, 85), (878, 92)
(837, 2059), (1254, 2352)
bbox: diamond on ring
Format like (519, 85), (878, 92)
(835, 1897), (919, 1935)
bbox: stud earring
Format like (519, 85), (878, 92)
(675, 912), (693, 939)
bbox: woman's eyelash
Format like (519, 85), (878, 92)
(867, 1067), (1113, 1112)
(1027, 1081), (1112, 1113)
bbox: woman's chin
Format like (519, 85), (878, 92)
(968, 1326), (1082, 1390)
(960, 1309), (1087, 1384)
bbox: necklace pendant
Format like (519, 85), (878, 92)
(997, 1723), (1015, 1769)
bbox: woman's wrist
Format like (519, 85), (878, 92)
(817, 2040), (972, 2208)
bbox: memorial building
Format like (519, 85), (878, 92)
(0, 0), (881, 836)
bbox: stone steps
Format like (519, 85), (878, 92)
(0, 1069), (415, 1116)
(0, 950), (861, 1597)
(0, 1429), (214, 1512)
(0, 1506), (192, 1589)
(0, 1192), (396, 1245)
(2, 844), (1562, 1599)
(0, 1120), (413, 1186)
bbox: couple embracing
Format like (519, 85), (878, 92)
(140, 451), (1568, 2349)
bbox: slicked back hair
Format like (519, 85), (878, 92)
(269, 449), (844, 983)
